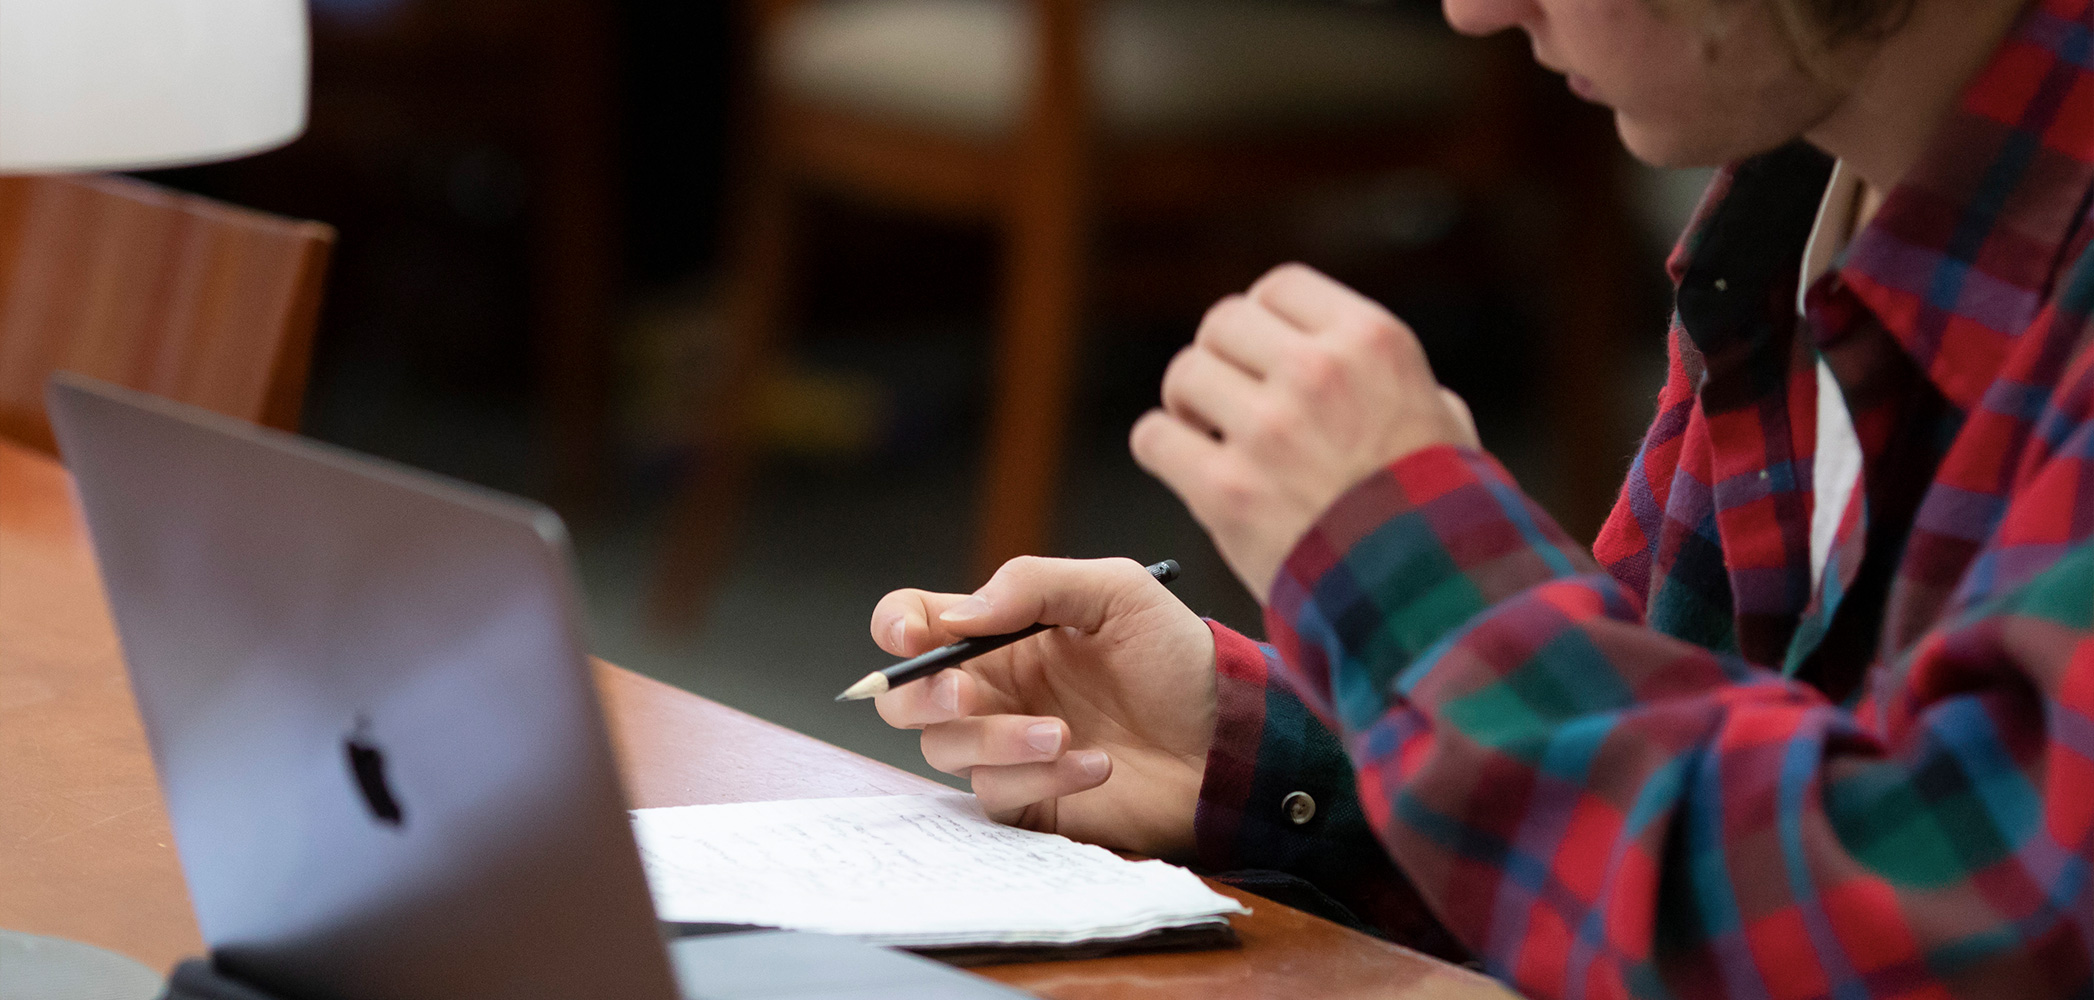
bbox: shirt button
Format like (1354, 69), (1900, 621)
(1282, 791), (1316, 825)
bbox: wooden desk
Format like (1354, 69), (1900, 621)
(0, 437), (1512, 999)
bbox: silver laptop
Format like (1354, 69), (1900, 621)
(47, 374), (1021, 1000)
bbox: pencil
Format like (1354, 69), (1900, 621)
(834, 559), (1181, 702)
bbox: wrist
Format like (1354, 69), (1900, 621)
(1141, 621), (1218, 862)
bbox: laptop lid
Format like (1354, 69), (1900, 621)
(47, 374), (681, 1000)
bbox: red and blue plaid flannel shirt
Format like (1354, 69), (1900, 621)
(1193, 2), (2094, 997)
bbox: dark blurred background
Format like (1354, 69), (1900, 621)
(143, 0), (1709, 782)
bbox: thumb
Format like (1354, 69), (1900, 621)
(938, 556), (1159, 636)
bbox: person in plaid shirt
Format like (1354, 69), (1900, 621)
(864, 0), (2094, 995)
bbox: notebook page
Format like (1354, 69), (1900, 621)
(632, 793), (1247, 947)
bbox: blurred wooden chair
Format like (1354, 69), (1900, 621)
(0, 174), (336, 453)
(652, 0), (1559, 620)
(306, 0), (620, 509)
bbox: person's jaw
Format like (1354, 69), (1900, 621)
(1802, 0), (2031, 192)
(1504, 0), (2028, 181)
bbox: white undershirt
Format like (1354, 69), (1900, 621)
(1802, 161), (1866, 589)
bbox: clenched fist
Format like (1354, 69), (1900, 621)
(1131, 263), (1478, 601)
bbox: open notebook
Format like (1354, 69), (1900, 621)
(631, 793), (1248, 954)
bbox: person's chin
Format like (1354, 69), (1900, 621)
(1612, 112), (1780, 170)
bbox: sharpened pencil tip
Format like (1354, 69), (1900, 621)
(835, 672), (890, 702)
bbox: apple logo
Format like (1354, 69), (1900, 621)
(345, 716), (406, 829)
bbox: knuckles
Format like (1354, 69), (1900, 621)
(1282, 343), (1342, 396)
(1240, 397), (1294, 449)
(1334, 312), (1418, 368)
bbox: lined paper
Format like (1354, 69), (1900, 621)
(632, 793), (1246, 948)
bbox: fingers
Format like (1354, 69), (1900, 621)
(1194, 294), (1304, 377)
(871, 552), (1174, 655)
(1248, 262), (1389, 333)
(869, 588), (979, 656)
(873, 668), (975, 729)
(919, 715), (1069, 773)
(1239, 265), (1442, 423)
(895, 701), (1112, 822)
(868, 589), (927, 655)
(938, 554), (1169, 638)
(1130, 409), (1233, 510)
(1160, 344), (1262, 439)
(972, 751), (1112, 820)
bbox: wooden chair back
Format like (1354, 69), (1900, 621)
(0, 174), (335, 453)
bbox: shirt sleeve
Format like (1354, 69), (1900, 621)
(1257, 443), (2092, 1000)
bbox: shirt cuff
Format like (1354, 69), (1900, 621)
(1191, 619), (1463, 954)
(1193, 618), (1296, 874)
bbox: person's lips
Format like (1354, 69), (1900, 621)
(1527, 37), (1601, 104)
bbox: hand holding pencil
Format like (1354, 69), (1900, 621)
(837, 559), (1179, 701)
(858, 556), (1218, 860)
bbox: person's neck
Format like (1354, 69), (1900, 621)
(1805, 0), (2031, 198)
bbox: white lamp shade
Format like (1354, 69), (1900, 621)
(0, 0), (308, 173)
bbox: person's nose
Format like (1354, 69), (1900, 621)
(1442, 0), (1535, 37)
